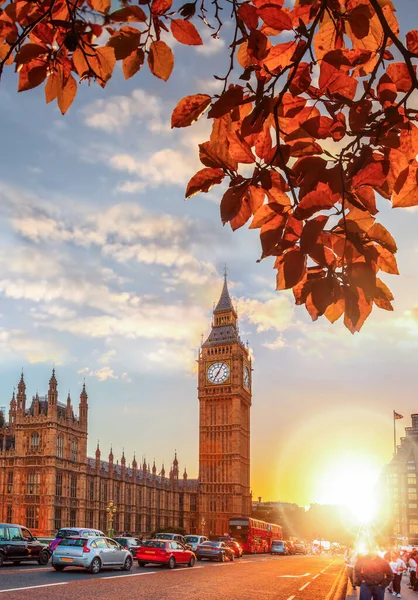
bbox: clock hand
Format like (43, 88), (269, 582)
(215, 365), (223, 378)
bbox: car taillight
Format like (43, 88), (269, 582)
(83, 543), (90, 553)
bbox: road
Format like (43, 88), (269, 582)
(0, 554), (344, 600)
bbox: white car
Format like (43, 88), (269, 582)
(52, 536), (133, 574)
(184, 535), (208, 551)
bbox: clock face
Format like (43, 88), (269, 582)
(243, 365), (250, 388)
(207, 362), (230, 384)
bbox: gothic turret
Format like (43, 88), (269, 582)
(66, 392), (72, 420)
(48, 368), (58, 408)
(16, 372), (26, 413)
(9, 390), (16, 425)
(95, 441), (101, 471)
(79, 382), (88, 429)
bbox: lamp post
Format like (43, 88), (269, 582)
(106, 500), (117, 538)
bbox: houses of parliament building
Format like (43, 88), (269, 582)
(0, 276), (252, 537)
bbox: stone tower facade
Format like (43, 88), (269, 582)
(198, 274), (252, 536)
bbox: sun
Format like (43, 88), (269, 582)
(314, 455), (381, 525)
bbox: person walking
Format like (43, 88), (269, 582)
(344, 544), (357, 591)
(389, 551), (407, 598)
(354, 550), (393, 600)
(409, 551), (417, 590)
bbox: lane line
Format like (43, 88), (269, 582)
(0, 582), (69, 594)
(287, 596), (296, 600)
(312, 574), (320, 580)
(102, 571), (158, 580)
(299, 582), (311, 591)
(278, 572), (311, 578)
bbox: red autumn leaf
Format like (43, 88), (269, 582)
(248, 186), (265, 214)
(57, 72), (77, 115)
(324, 299), (345, 324)
(386, 62), (413, 93)
(368, 223), (397, 254)
(249, 204), (280, 229)
(262, 41), (296, 73)
(319, 62), (358, 100)
(171, 19), (203, 46)
(257, 5), (292, 31)
(300, 216), (328, 254)
(208, 87), (244, 119)
(231, 195), (252, 232)
(227, 130), (255, 164)
(276, 250), (306, 290)
(186, 168), (225, 198)
(91, 0), (110, 14)
(353, 186), (377, 215)
(45, 72), (58, 104)
(151, 0), (172, 15)
(18, 60), (48, 92)
(95, 47), (116, 87)
(406, 30), (418, 54)
(15, 43), (48, 65)
(238, 3), (259, 30)
(123, 49), (145, 80)
(352, 161), (387, 189)
(260, 214), (287, 258)
(344, 287), (372, 334)
(348, 262), (376, 300)
(148, 41), (174, 81)
(171, 94), (211, 128)
(393, 166), (418, 208)
(109, 6), (146, 22)
(220, 183), (249, 224)
(314, 19), (340, 62)
(199, 140), (238, 172)
(107, 28), (141, 60)
(294, 183), (336, 220)
(376, 246), (399, 275)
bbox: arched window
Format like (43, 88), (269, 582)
(31, 432), (40, 449)
(57, 435), (64, 459)
(71, 439), (78, 462)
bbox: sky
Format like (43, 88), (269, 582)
(0, 0), (417, 508)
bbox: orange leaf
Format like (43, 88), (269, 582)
(352, 161), (387, 189)
(151, 0), (172, 15)
(262, 41), (296, 73)
(300, 216), (328, 254)
(348, 262), (376, 300)
(367, 223), (397, 253)
(276, 249), (306, 290)
(344, 287), (372, 334)
(199, 140), (238, 172)
(208, 87), (244, 119)
(324, 299), (345, 324)
(231, 195), (252, 231)
(314, 19), (339, 62)
(257, 5), (292, 31)
(109, 6), (146, 22)
(58, 72), (77, 115)
(294, 183), (336, 220)
(148, 41), (174, 81)
(319, 62), (358, 100)
(15, 43), (48, 65)
(91, 0), (110, 14)
(220, 184), (249, 224)
(248, 186), (265, 214)
(122, 48), (144, 79)
(393, 165), (418, 208)
(227, 130), (255, 164)
(171, 19), (202, 46)
(249, 204), (279, 229)
(95, 46), (116, 87)
(171, 94), (211, 128)
(406, 30), (418, 54)
(107, 28), (141, 60)
(386, 62), (413, 93)
(186, 168), (225, 198)
(376, 246), (399, 275)
(45, 72), (59, 104)
(18, 60), (48, 92)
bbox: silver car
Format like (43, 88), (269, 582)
(52, 536), (133, 574)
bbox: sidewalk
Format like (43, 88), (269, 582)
(345, 577), (418, 599)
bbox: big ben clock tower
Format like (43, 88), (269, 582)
(198, 273), (252, 537)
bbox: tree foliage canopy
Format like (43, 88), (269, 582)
(1, 0), (417, 332)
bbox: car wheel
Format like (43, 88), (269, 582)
(138, 561), (145, 567)
(12, 561), (21, 565)
(89, 557), (101, 574)
(230, 553), (234, 561)
(168, 556), (176, 570)
(53, 565), (65, 572)
(123, 556), (132, 571)
(38, 550), (50, 566)
(220, 553), (225, 562)
(188, 556), (195, 568)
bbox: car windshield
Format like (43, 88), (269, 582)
(141, 540), (166, 548)
(272, 541), (284, 546)
(56, 529), (79, 539)
(201, 542), (220, 547)
(185, 536), (199, 543)
(154, 534), (173, 540)
(58, 538), (86, 547)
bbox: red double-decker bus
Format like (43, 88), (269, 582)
(229, 517), (282, 553)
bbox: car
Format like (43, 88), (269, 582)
(271, 540), (287, 555)
(285, 541), (296, 555)
(0, 523), (50, 566)
(294, 542), (307, 555)
(183, 535), (208, 551)
(49, 527), (105, 552)
(136, 539), (196, 569)
(51, 536), (132, 573)
(196, 541), (235, 562)
(153, 533), (188, 545)
(224, 540), (243, 558)
(113, 537), (141, 555)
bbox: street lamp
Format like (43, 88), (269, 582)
(201, 517), (206, 536)
(106, 500), (117, 538)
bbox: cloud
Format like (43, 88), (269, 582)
(196, 30), (226, 56)
(145, 341), (197, 374)
(264, 335), (286, 350)
(237, 295), (295, 333)
(0, 328), (66, 364)
(82, 89), (169, 134)
(78, 366), (119, 382)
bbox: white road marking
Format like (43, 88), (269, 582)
(312, 574), (320, 579)
(286, 596), (296, 600)
(0, 582), (69, 594)
(103, 571), (158, 579)
(299, 581), (311, 591)
(278, 572), (311, 578)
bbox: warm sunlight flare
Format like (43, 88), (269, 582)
(314, 457), (381, 525)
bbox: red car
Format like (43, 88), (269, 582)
(224, 540), (243, 558)
(136, 539), (196, 569)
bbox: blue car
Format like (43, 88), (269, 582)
(271, 540), (287, 555)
